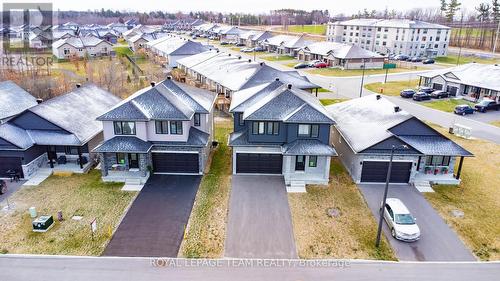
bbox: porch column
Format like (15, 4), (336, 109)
(455, 156), (464, 180)
(418, 76), (422, 86)
(47, 147), (54, 168)
(78, 147), (83, 169)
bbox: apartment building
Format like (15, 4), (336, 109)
(326, 19), (450, 58)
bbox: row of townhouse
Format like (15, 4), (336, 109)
(144, 34), (209, 67)
(0, 78), (472, 190)
(164, 19), (204, 31)
(327, 18), (450, 58)
(52, 35), (114, 59)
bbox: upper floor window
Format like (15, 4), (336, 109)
(114, 121), (136, 135)
(252, 121), (265, 135)
(194, 113), (201, 126)
(298, 124), (319, 138)
(170, 121), (183, 135)
(238, 114), (245, 126)
(155, 120), (168, 134)
(266, 122), (280, 135)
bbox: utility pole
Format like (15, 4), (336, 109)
(456, 13), (464, 65)
(359, 59), (367, 97)
(493, 19), (500, 53)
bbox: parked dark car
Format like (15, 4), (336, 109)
(413, 91), (432, 101)
(418, 86), (435, 94)
(395, 55), (409, 61)
(423, 58), (435, 64)
(474, 99), (500, 112)
(220, 41), (229, 45)
(0, 179), (6, 195)
(253, 46), (265, 52)
(314, 62), (328, 68)
(235, 43), (245, 47)
(430, 90), (449, 99)
(454, 104), (475, 115)
(400, 89), (417, 98)
(294, 62), (309, 69)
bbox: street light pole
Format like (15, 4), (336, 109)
(375, 144), (407, 247)
(359, 59), (366, 97)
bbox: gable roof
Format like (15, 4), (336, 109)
(231, 80), (334, 124)
(0, 81), (37, 120)
(53, 35), (112, 49)
(326, 95), (472, 156)
(97, 78), (216, 122)
(147, 35), (209, 56)
(302, 41), (383, 59)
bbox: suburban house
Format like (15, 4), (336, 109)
(52, 35), (114, 59)
(327, 94), (473, 185)
(165, 19), (204, 31)
(28, 32), (52, 49)
(128, 33), (156, 52)
(193, 23), (220, 36)
(418, 63), (500, 102)
(262, 34), (310, 56)
(327, 18), (450, 57)
(177, 50), (319, 109)
(0, 84), (120, 179)
(93, 78), (216, 183)
(106, 22), (129, 35)
(217, 26), (242, 42)
(229, 80), (337, 192)
(237, 30), (274, 47)
(0, 81), (38, 124)
(145, 35), (209, 67)
(297, 41), (385, 69)
(96, 30), (119, 44)
(122, 25), (158, 41)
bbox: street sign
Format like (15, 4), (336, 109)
(383, 63), (396, 69)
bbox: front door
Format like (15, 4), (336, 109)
(295, 155), (305, 171)
(128, 153), (139, 169)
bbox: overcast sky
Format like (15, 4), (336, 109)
(6, 0), (486, 14)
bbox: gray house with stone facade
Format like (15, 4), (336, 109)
(93, 77), (216, 183)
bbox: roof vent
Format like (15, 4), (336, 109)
(394, 106), (400, 113)
(167, 76), (172, 80)
(248, 59), (251, 63)
(376, 94), (381, 100)
(228, 53), (231, 56)
(76, 83), (81, 88)
(287, 84), (292, 89)
(151, 81), (156, 87)
(36, 98), (43, 104)
(216, 49), (219, 53)
(275, 77), (280, 81)
(238, 55), (241, 59)
(259, 62), (264, 66)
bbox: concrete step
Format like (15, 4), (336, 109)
(125, 178), (142, 185)
(414, 181), (434, 193)
(287, 181), (306, 193)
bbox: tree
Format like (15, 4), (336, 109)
(476, 2), (491, 47)
(440, 0), (448, 16)
(445, 0), (461, 21)
(493, 0), (500, 22)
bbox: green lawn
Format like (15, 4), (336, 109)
(452, 27), (483, 37)
(280, 24), (327, 35)
(320, 98), (348, 106)
(307, 67), (424, 77)
(435, 55), (500, 65)
(180, 119), (232, 258)
(490, 121), (500, 128)
(420, 99), (475, 113)
(113, 46), (133, 57)
(425, 125), (500, 260)
(0, 171), (135, 255)
(364, 79), (420, 96)
(261, 55), (296, 61)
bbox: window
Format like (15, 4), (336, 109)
(295, 155), (305, 171)
(114, 121), (136, 135)
(252, 121), (265, 135)
(116, 153), (126, 165)
(425, 156), (451, 166)
(298, 124), (319, 138)
(170, 121), (183, 135)
(266, 122), (279, 135)
(238, 113), (244, 126)
(65, 146), (79, 155)
(155, 120), (168, 134)
(194, 113), (201, 126)
(309, 156), (317, 167)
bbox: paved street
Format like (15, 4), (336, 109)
(103, 175), (201, 257)
(225, 175), (297, 259)
(1, 255), (499, 281)
(358, 184), (475, 262)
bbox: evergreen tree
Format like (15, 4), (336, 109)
(492, 0), (500, 22)
(446, 0), (461, 22)
(440, 0), (448, 16)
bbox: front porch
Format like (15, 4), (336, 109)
(414, 172), (461, 185)
(99, 152), (151, 184)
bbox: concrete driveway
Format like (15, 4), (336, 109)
(103, 175), (201, 257)
(358, 184), (475, 261)
(225, 175), (297, 259)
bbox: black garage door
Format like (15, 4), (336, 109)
(0, 157), (23, 178)
(236, 153), (282, 174)
(152, 153), (199, 173)
(361, 161), (412, 183)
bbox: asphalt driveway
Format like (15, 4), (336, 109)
(103, 175), (201, 257)
(225, 175), (297, 259)
(358, 184), (475, 261)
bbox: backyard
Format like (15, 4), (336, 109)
(307, 67), (425, 77)
(425, 125), (500, 261)
(364, 79), (420, 96)
(320, 98), (348, 106)
(0, 171), (135, 256)
(180, 119), (233, 258)
(288, 159), (395, 260)
(435, 55), (500, 65)
(277, 24), (327, 35)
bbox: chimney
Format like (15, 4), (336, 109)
(76, 83), (81, 88)
(287, 84), (292, 89)
(394, 106), (400, 113)
(151, 81), (156, 87)
(36, 98), (43, 104)
(376, 94), (381, 100)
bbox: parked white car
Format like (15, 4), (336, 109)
(382, 198), (420, 242)
(307, 60), (321, 67)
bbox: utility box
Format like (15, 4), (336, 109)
(32, 215), (54, 233)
